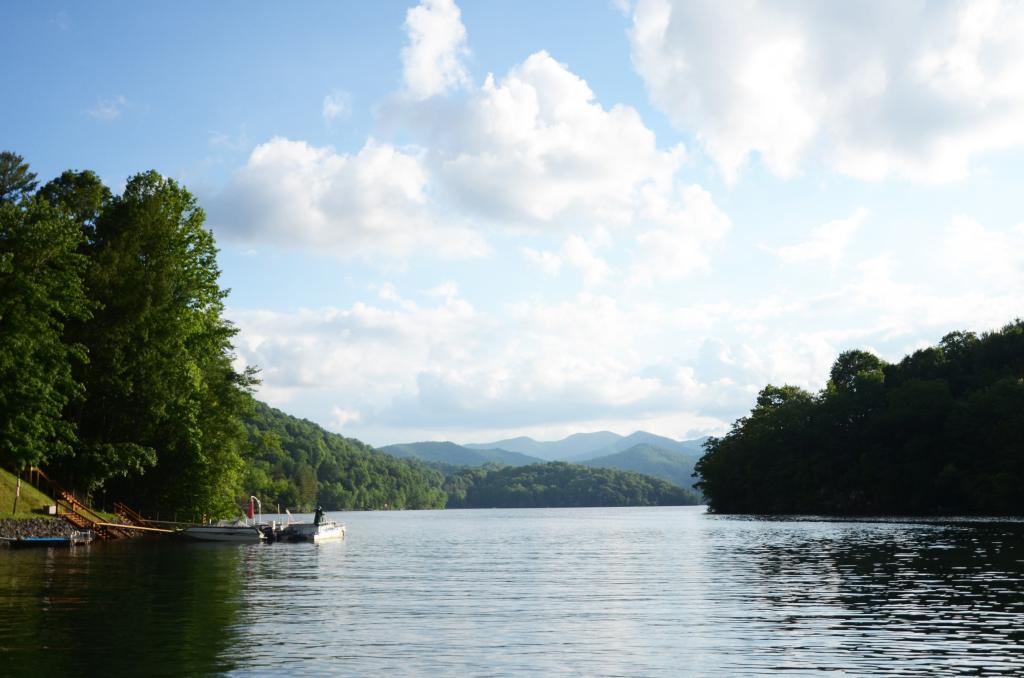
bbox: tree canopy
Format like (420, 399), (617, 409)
(443, 461), (699, 508)
(0, 152), (38, 204)
(695, 321), (1024, 515)
(242, 400), (447, 511)
(0, 194), (89, 470)
(0, 152), (255, 516)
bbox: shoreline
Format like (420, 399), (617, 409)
(0, 517), (78, 541)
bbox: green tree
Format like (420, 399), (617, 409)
(0, 151), (38, 203)
(69, 171), (254, 514)
(39, 170), (111, 240)
(828, 349), (887, 394)
(695, 320), (1024, 516)
(0, 194), (90, 470)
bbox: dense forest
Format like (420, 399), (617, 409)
(1, 151), (255, 516)
(443, 462), (699, 508)
(242, 401), (447, 511)
(695, 322), (1024, 515)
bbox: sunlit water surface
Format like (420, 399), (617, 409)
(2, 506), (1023, 676)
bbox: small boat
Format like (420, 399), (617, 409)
(278, 506), (346, 544)
(179, 496), (266, 543)
(179, 522), (264, 543)
(6, 530), (94, 549)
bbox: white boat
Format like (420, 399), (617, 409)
(278, 506), (346, 544)
(180, 520), (264, 543)
(179, 496), (267, 543)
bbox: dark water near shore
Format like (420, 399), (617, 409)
(2, 506), (1024, 676)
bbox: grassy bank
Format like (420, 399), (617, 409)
(0, 468), (56, 519)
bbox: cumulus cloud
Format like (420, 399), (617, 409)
(629, 184), (731, 285)
(419, 50), (687, 229)
(393, 47), (733, 278)
(401, 0), (471, 99)
(630, 0), (1024, 182)
(229, 291), (755, 443)
(766, 208), (867, 269)
(216, 11), (728, 270)
(208, 137), (487, 260)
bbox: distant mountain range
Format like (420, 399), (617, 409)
(466, 430), (707, 462)
(381, 431), (710, 491)
(582, 444), (700, 490)
(380, 441), (543, 467)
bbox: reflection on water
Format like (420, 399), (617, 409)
(0, 540), (246, 676)
(2, 508), (1023, 676)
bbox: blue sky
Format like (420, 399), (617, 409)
(5, 1), (1023, 446)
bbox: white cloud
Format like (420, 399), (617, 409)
(629, 184), (731, 285)
(209, 137), (487, 260)
(521, 247), (563, 276)
(322, 90), (351, 121)
(229, 291), (753, 444)
(630, 0), (1024, 182)
(422, 281), (460, 298)
(941, 215), (1024, 287)
(766, 208), (867, 268)
(401, 0), (471, 100)
(562, 235), (611, 288)
(422, 50), (687, 230)
(392, 49), (734, 281)
(217, 18), (728, 274)
(86, 95), (127, 121)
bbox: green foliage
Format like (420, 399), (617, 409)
(63, 171), (254, 515)
(39, 170), (111, 239)
(0, 195), (90, 470)
(0, 151), (38, 203)
(241, 401), (447, 511)
(581, 443), (701, 490)
(696, 321), (1024, 515)
(443, 462), (699, 508)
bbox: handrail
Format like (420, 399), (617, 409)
(113, 501), (150, 527)
(28, 466), (120, 539)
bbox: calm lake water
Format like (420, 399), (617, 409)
(2, 506), (1024, 676)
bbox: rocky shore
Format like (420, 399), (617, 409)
(0, 517), (77, 541)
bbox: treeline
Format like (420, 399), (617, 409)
(443, 462), (699, 508)
(695, 321), (1024, 515)
(242, 401), (447, 511)
(1, 151), (254, 516)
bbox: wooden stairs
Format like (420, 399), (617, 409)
(27, 467), (168, 539)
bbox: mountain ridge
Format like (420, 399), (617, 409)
(381, 441), (544, 467)
(462, 430), (709, 462)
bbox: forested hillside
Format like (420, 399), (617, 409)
(1, 152), (255, 516)
(242, 401), (447, 511)
(443, 462), (699, 508)
(582, 444), (700, 491)
(696, 321), (1024, 515)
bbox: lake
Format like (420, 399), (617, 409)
(2, 506), (1023, 676)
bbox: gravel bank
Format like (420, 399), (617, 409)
(0, 517), (77, 540)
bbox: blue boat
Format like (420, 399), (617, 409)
(4, 531), (94, 549)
